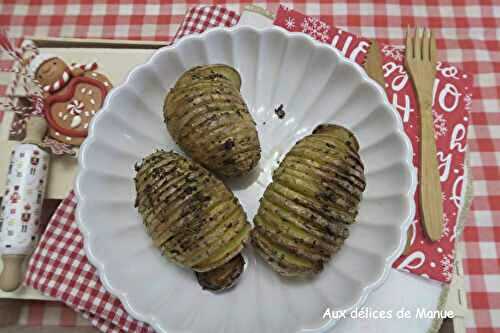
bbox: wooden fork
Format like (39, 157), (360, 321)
(405, 27), (443, 242)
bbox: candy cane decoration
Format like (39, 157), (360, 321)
(71, 62), (98, 72)
(42, 70), (71, 93)
(39, 62), (98, 93)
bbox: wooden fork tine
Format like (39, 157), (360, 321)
(414, 27), (422, 60)
(422, 28), (430, 61)
(405, 26), (413, 59)
(429, 30), (437, 63)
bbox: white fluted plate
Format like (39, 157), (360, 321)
(76, 26), (416, 333)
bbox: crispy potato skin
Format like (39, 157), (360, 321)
(134, 150), (251, 273)
(196, 253), (245, 292)
(251, 124), (366, 277)
(164, 65), (261, 177)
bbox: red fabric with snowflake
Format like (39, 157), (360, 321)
(274, 6), (371, 65)
(275, 5), (472, 283)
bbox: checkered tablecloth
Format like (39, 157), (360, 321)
(0, 1), (498, 333)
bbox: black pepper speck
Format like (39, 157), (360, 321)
(223, 139), (235, 150)
(274, 104), (285, 119)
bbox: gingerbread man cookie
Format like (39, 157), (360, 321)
(30, 55), (113, 146)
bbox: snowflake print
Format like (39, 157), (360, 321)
(442, 212), (450, 237)
(464, 93), (472, 111)
(381, 45), (405, 61)
(285, 17), (296, 29)
(450, 224), (458, 242)
(433, 111), (447, 138)
(440, 251), (455, 282)
(300, 17), (331, 43)
(442, 192), (447, 201)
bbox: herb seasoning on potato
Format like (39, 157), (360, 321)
(251, 124), (366, 277)
(134, 150), (251, 291)
(164, 65), (261, 177)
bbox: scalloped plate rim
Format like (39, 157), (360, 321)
(75, 25), (417, 332)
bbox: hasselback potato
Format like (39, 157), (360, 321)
(251, 124), (366, 277)
(134, 150), (251, 289)
(164, 64), (261, 177)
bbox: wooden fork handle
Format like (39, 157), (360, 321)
(419, 97), (444, 242)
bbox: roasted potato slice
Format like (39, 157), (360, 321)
(251, 124), (365, 278)
(175, 64), (242, 90)
(164, 64), (260, 177)
(135, 150), (251, 290)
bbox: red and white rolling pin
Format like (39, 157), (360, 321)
(0, 117), (50, 291)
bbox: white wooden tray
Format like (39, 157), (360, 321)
(0, 37), (163, 300)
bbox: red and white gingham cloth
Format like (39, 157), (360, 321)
(173, 5), (239, 40)
(24, 191), (153, 333)
(1, 1), (498, 332)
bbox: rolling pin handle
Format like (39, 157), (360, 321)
(0, 254), (25, 292)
